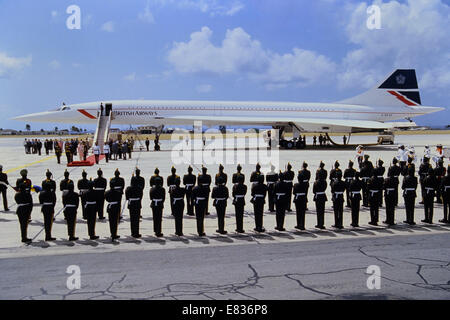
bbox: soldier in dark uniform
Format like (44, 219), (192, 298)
(167, 166), (180, 216)
(298, 162), (311, 210)
(54, 142), (62, 164)
(192, 180), (209, 236)
(367, 169), (383, 226)
(383, 171), (398, 226)
(232, 164), (245, 184)
(283, 163), (295, 212)
(344, 160), (357, 208)
(110, 169), (125, 219)
(171, 177), (186, 236)
(376, 159), (385, 207)
(232, 174), (247, 233)
(388, 157), (402, 207)
(15, 183), (33, 243)
(251, 174), (267, 232)
(39, 177), (57, 241)
(60, 170), (74, 220)
(329, 160), (342, 186)
(84, 181), (99, 240)
(93, 169), (107, 220)
(293, 170), (308, 230)
(349, 172), (363, 227)
(422, 168), (438, 224)
(183, 166), (196, 216)
(418, 157), (431, 204)
(273, 172), (289, 231)
(105, 185), (122, 240)
(402, 167), (418, 225)
(331, 170), (345, 229)
(0, 165), (9, 211)
(359, 160), (372, 207)
(313, 169), (327, 229)
(212, 175), (229, 234)
(315, 161), (327, 181)
(64, 140), (73, 164)
(133, 167), (145, 191)
(440, 166), (450, 224)
(125, 176), (144, 238)
(150, 176), (165, 237)
(150, 168), (164, 187)
(77, 170), (90, 219)
(197, 166), (211, 215)
(250, 163), (264, 185)
(265, 164), (278, 212)
(434, 159), (446, 204)
(145, 138), (150, 151)
(16, 169), (32, 194)
(362, 154), (374, 173)
(41, 169), (56, 193)
(215, 164), (228, 185)
(406, 157), (415, 177)
(63, 183), (79, 241)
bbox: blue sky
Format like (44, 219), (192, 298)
(0, 0), (449, 131)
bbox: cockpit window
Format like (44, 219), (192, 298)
(61, 106), (70, 111)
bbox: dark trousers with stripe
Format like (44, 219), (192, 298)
(294, 198), (307, 229)
(65, 208), (77, 238)
(234, 203), (244, 232)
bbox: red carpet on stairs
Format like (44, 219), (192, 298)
(67, 154), (106, 167)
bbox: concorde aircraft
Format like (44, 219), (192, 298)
(13, 69), (444, 147)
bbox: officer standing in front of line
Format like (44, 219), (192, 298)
(192, 178), (209, 236)
(105, 183), (122, 240)
(171, 177), (186, 236)
(63, 183), (79, 241)
(183, 166), (196, 216)
(77, 170), (90, 220)
(93, 169), (107, 220)
(402, 167), (418, 225)
(15, 183), (33, 243)
(150, 176), (165, 237)
(251, 174), (267, 232)
(265, 164), (278, 212)
(125, 176), (143, 238)
(331, 170), (345, 229)
(283, 163), (295, 212)
(39, 181), (57, 241)
(422, 168), (438, 224)
(440, 166), (450, 224)
(197, 166), (212, 216)
(313, 169), (327, 229)
(293, 169), (308, 230)
(232, 174), (247, 233)
(212, 175), (229, 234)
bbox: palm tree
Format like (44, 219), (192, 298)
(25, 124), (31, 131)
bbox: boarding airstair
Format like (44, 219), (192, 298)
(93, 110), (112, 154)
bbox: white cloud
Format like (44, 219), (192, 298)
(139, 1), (155, 23)
(168, 26), (335, 88)
(101, 21), (115, 32)
(150, 0), (244, 16)
(51, 10), (58, 18)
(124, 72), (136, 81)
(49, 60), (61, 69)
(0, 52), (32, 78)
(338, 0), (450, 90)
(196, 84), (212, 93)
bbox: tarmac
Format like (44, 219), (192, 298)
(0, 133), (449, 299)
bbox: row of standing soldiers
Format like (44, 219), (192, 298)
(9, 158), (450, 243)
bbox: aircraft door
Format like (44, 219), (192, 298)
(105, 103), (112, 116)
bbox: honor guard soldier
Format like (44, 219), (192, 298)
(0, 165), (9, 211)
(440, 166), (450, 224)
(42, 170), (56, 193)
(251, 174), (267, 232)
(125, 176), (144, 238)
(197, 166), (212, 216)
(418, 157), (431, 204)
(293, 169), (309, 230)
(150, 168), (164, 187)
(167, 166), (180, 216)
(110, 169), (125, 219)
(232, 164), (245, 184)
(298, 162), (311, 210)
(84, 180), (99, 240)
(313, 169), (327, 229)
(315, 161), (327, 181)
(54, 142), (62, 164)
(376, 159), (385, 207)
(133, 167), (145, 191)
(349, 172), (363, 227)
(63, 183), (79, 241)
(265, 164), (278, 212)
(434, 159), (446, 204)
(150, 176), (165, 237)
(250, 163), (264, 185)
(343, 160), (356, 208)
(171, 177), (186, 236)
(215, 164), (228, 185)
(77, 170), (90, 219)
(367, 169), (383, 226)
(16, 169), (32, 194)
(383, 170), (398, 226)
(105, 185), (122, 240)
(422, 168), (438, 224)
(283, 163), (295, 212)
(359, 160), (372, 207)
(192, 178), (209, 236)
(93, 169), (107, 220)
(212, 175), (229, 234)
(388, 158), (402, 207)
(39, 176), (57, 241)
(329, 161), (342, 185)
(65, 140), (73, 164)
(273, 172), (289, 231)
(232, 174), (247, 233)
(362, 154), (374, 173)
(331, 170), (345, 229)
(402, 167), (418, 225)
(15, 183), (33, 243)
(183, 166), (196, 216)
(60, 170), (74, 219)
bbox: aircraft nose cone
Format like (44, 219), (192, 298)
(11, 111), (52, 122)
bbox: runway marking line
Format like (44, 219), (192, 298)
(4, 155), (56, 174)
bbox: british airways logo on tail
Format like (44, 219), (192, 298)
(395, 74), (406, 85)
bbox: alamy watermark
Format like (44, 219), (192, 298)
(366, 265), (381, 290)
(66, 265), (81, 290)
(366, 5), (381, 30)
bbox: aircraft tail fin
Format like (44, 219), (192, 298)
(339, 69), (422, 107)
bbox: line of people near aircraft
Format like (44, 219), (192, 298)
(2, 154), (450, 244)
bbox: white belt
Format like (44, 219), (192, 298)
(404, 188), (415, 191)
(394, 176), (399, 178)
(294, 193), (306, 200)
(108, 201), (119, 205)
(351, 191), (361, 195)
(79, 189), (88, 192)
(345, 177), (355, 180)
(303, 180), (309, 183)
(65, 204), (77, 208)
(17, 203), (31, 207)
(169, 185), (176, 188)
(275, 193), (285, 200)
(195, 197), (206, 204)
(62, 189), (68, 192)
(377, 176), (383, 178)
(369, 190), (379, 196)
(386, 188), (395, 191)
(214, 198), (226, 200)
(334, 192), (344, 195)
(267, 182), (275, 185)
(42, 202), (54, 206)
(114, 186), (123, 189)
(129, 198), (141, 201)
(234, 195), (245, 198)
(444, 186), (450, 190)
(254, 194), (265, 197)
(152, 199), (163, 205)
(315, 192), (325, 195)
(425, 187), (434, 194)
(202, 183), (210, 186)
(86, 201), (96, 205)
(362, 177), (370, 181)
(172, 197), (183, 204)
(185, 184), (193, 187)
(284, 180), (293, 183)
(94, 187), (105, 190)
